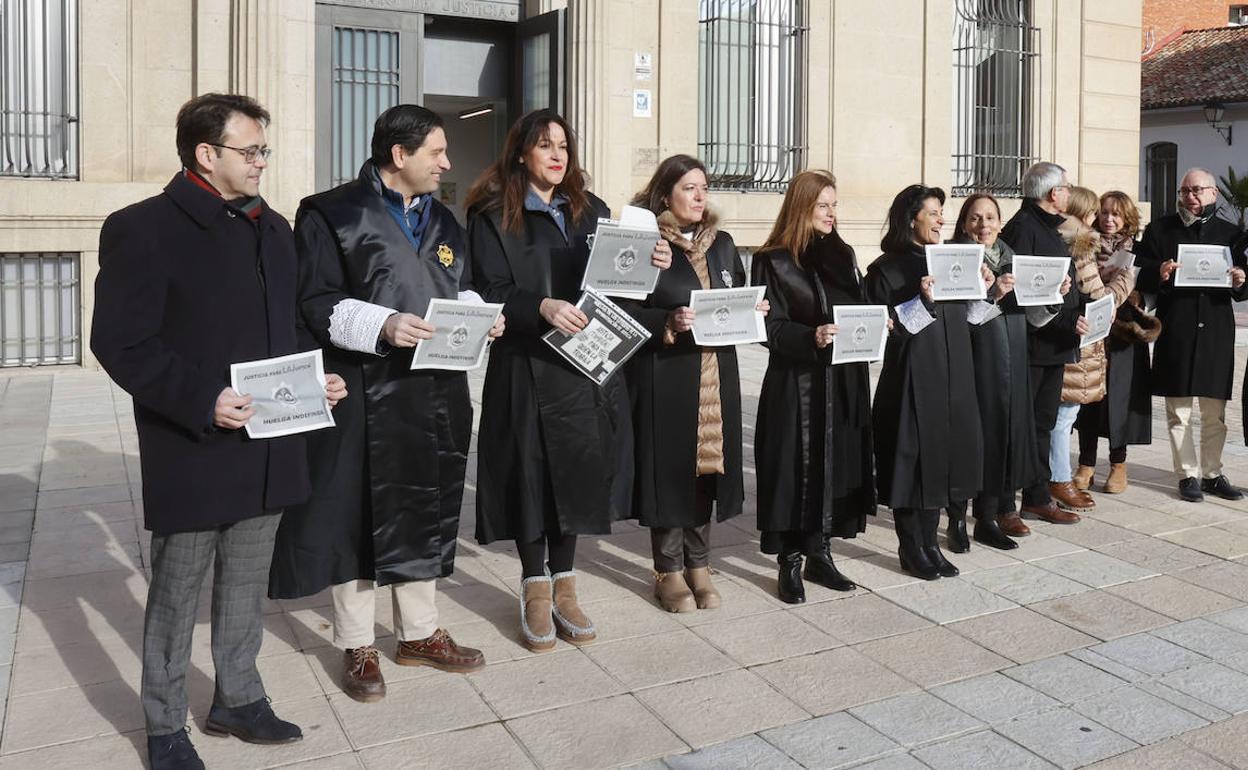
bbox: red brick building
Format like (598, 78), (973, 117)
(1143, 1), (1246, 55)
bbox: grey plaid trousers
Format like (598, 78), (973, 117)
(140, 513), (280, 736)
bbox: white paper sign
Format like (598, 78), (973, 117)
(410, 298), (503, 371)
(581, 206), (662, 299)
(633, 89), (652, 118)
(1104, 249), (1135, 274)
(542, 287), (652, 386)
(230, 349), (335, 439)
(1011, 255), (1070, 307)
(1175, 244), (1233, 288)
(925, 244), (986, 301)
(689, 286), (766, 347)
(830, 305), (888, 364)
(1081, 294), (1115, 347)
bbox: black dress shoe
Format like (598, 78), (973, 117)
(148, 729), (205, 770)
(946, 505), (970, 553)
(972, 517), (1018, 550)
(204, 697), (303, 744)
(777, 551), (806, 604)
(1179, 476), (1205, 502)
(1202, 475), (1244, 501)
(803, 542), (857, 592)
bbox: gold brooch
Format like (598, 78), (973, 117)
(437, 243), (454, 268)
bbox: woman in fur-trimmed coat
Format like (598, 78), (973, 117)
(622, 154), (764, 614)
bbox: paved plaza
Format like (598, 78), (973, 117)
(4, 343), (1248, 769)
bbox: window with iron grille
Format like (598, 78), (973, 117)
(1145, 141), (1177, 217)
(698, 0), (807, 192)
(330, 26), (400, 188)
(0, 0), (78, 179)
(0, 252), (80, 367)
(952, 0), (1039, 198)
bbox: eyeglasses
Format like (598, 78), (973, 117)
(209, 144), (272, 164)
(1178, 186), (1214, 197)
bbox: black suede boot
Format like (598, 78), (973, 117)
(803, 537), (857, 592)
(147, 729), (204, 770)
(894, 509), (939, 580)
(973, 511), (1018, 550)
(777, 550), (806, 604)
(946, 501), (970, 553)
(921, 508), (959, 577)
(204, 697), (303, 744)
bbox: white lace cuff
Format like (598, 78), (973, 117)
(328, 298), (396, 354)
(457, 289), (485, 304)
(896, 295), (936, 335)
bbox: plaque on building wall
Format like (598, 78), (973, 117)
(319, 0), (520, 22)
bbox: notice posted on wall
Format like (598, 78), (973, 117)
(543, 287), (652, 386)
(229, 349), (335, 439)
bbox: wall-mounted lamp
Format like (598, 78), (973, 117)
(1204, 101), (1233, 145)
(458, 105), (494, 120)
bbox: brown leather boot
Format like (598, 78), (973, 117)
(1103, 463), (1128, 494)
(655, 571), (697, 613)
(997, 512), (1031, 537)
(551, 571), (597, 645)
(520, 575), (556, 652)
(342, 646), (385, 703)
(1072, 465), (1095, 491)
(684, 567), (722, 610)
(396, 628), (485, 673)
(1049, 481), (1094, 513)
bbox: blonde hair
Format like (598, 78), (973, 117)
(1065, 186), (1098, 222)
(759, 170), (838, 264)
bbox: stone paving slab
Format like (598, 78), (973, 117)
(8, 352), (1248, 767)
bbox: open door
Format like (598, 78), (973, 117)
(515, 9), (565, 115)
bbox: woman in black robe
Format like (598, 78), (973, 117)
(865, 185), (992, 580)
(947, 193), (1056, 552)
(466, 110), (671, 650)
(622, 154), (760, 613)
(752, 170), (875, 603)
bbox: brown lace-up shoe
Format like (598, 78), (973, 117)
(1049, 482), (1093, 513)
(997, 512), (1031, 537)
(1022, 500), (1081, 524)
(396, 629), (485, 673)
(343, 646), (385, 703)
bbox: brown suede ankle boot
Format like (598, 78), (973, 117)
(551, 571), (596, 645)
(520, 575), (556, 652)
(654, 571), (697, 613)
(1073, 465), (1095, 491)
(1104, 463), (1128, 493)
(683, 567), (721, 610)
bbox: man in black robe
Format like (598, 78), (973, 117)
(269, 105), (502, 702)
(1136, 168), (1247, 502)
(1000, 161), (1088, 527)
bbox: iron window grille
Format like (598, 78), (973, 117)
(952, 0), (1039, 198)
(330, 25), (400, 188)
(698, 0), (807, 192)
(0, 0), (78, 179)
(0, 252), (80, 367)
(1144, 141), (1177, 217)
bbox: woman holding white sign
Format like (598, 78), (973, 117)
(465, 110), (672, 651)
(865, 185), (994, 580)
(623, 154), (764, 613)
(751, 170), (876, 603)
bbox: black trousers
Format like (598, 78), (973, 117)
(650, 475), (716, 572)
(1022, 364), (1064, 507)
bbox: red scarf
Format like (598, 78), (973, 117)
(184, 169), (264, 220)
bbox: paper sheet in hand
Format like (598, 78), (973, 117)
(689, 286), (766, 346)
(1080, 294), (1115, 347)
(925, 244), (986, 300)
(1011, 255), (1070, 307)
(1104, 249), (1135, 273)
(229, 349), (335, 439)
(1175, 244), (1232, 288)
(581, 205), (661, 299)
(830, 305), (888, 364)
(543, 287), (652, 385)
(410, 298), (503, 371)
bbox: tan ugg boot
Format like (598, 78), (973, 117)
(654, 571), (697, 613)
(1073, 465), (1095, 491)
(520, 575), (556, 652)
(683, 567), (721, 610)
(551, 571), (597, 645)
(1104, 463), (1128, 494)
